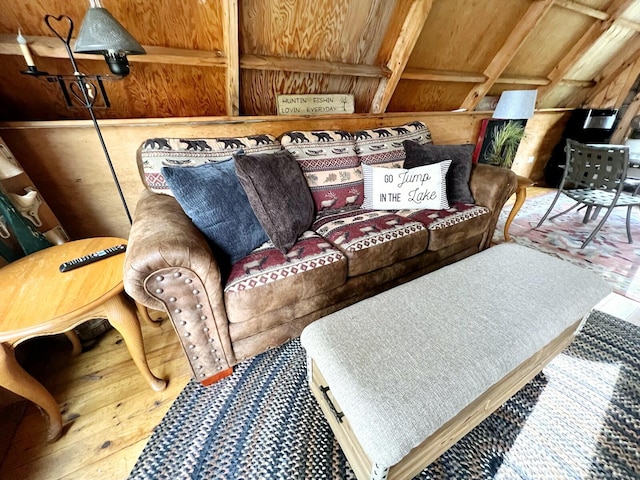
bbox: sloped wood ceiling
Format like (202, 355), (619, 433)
(1, 0), (640, 122)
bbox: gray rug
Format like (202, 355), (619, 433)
(129, 310), (640, 479)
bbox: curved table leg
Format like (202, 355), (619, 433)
(136, 302), (162, 328)
(64, 330), (82, 356)
(504, 186), (528, 242)
(0, 342), (62, 441)
(102, 294), (167, 392)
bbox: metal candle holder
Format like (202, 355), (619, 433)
(20, 14), (132, 223)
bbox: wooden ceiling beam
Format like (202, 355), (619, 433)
(400, 68), (595, 88)
(0, 34), (227, 68)
(369, 0), (434, 114)
(556, 0), (640, 32)
(222, 0), (240, 116)
(538, 0), (636, 104)
(401, 68), (485, 83)
(241, 55), (391, 78)
(459, 0), (556, 112)
(0, 34), (391, 79)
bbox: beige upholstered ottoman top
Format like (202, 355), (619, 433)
(300, 243), (611, 468)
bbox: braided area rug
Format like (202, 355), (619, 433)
(129, 310), (640, 480)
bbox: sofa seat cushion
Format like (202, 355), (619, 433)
(312, 207), (428, 277)
(396, 204), (490, 251)
(224, 232), (347, 322)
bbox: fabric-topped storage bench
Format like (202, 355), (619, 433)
(300, 243), (611, 480)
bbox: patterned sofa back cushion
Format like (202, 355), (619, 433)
(354, 121), (433, 169)
(138, 135), (282, 195)
(280, 130), (363, 212)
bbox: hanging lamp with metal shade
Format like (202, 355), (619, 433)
(74, 0), (146, 76)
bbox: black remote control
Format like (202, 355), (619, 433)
(59, 244), (127, 272)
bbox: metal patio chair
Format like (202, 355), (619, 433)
(536, 139), (640, 248)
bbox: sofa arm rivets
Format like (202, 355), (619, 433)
(169, 297), (177, 302)
(173, 272), (182, 278)
(180, 320), (187, 326)
(155, 288), (163, 294)
(203, 327), (209, 332)
(200, 315), (207, 320)
(185, 278), (192, 284)
(184, 332), (191, 337)
(216, 358), (221, 363)
(217, 366), (223, 371)
(200, 373), (206, 378)
(189, 344), (196, 349)
(174, 308), (182, 314)
(208, 338), (213, 343)
(192, 289), (200, 295)
(196, 303), (203, 309)
(192, 356), (198, 360)
(211, 349), (217, 353)
(156, 275), (164, 282)
(198, 365), (203, 370)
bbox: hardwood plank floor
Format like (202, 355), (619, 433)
(0, 314), (192, 480)
(1, 185), (637, 479)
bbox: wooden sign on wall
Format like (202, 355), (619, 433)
(276, 94), (355, 116)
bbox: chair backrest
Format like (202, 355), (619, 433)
(562, 139), (629, 193)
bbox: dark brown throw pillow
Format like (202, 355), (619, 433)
(403, 140), (475, 204)
(234, 150), (315, 253)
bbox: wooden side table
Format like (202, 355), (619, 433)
(0, 237), (166, 441)
(504, 176), (534, 241)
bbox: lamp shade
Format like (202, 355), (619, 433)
(492, 90), (538, 120)
(74, 7), (145, 55)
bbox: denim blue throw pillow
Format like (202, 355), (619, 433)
(161, 160), (268, 272)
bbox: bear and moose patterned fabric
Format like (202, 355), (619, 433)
(138, 135), (282, 195)
(280, 130), (364, 212)
(224, 232), (345, 295)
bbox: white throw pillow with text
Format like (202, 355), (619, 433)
(362, 161), (451, 210)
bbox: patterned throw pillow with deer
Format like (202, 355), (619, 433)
(138, 135), (283, 195)
(280, 130), (364, 212)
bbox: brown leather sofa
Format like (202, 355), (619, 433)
(123, 124), (517, 385)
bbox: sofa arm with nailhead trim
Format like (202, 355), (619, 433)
(124, 189), (236, 384)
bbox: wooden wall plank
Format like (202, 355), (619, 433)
(0, 0), (225, 51)
(505, 6), (595, 77)
(610, 91), (640, 143)
(369, 0), (433, 113)
(573, 34), (640, 106)
(0, 56), (227, 121)
(387, 80), (475, 112)
(0, 111), (570, 239)
(567, 23), (637, 80)
(239, 0), (395, 64)
(239, 70), (379, 115)
(510, 111), (571, 181)
(459, 0), (557, 111)
(408, 0), (531, 73)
